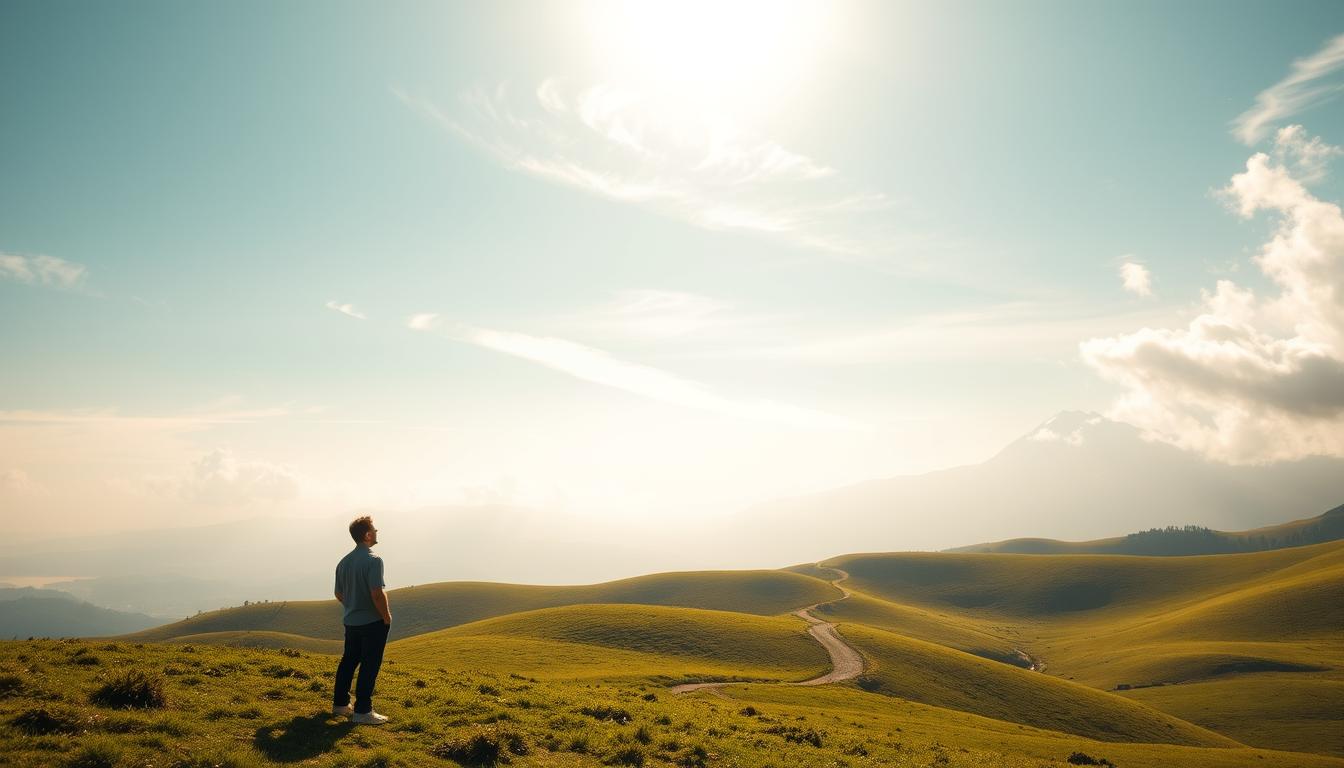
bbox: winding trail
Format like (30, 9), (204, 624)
(671, 566), (865, 694)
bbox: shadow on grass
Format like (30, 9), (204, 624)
(254, 713), (354, 762)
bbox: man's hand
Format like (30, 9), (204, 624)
(370, 586), (392, 625)
(334, 591), (344, 604)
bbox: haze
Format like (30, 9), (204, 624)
(3, 1), (1344, 594)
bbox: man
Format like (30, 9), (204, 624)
(332, 515), (392, 724)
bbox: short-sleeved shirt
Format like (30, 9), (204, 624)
(334, 545), (386, 626)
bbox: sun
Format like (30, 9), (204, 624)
(579, 0), (840, 117)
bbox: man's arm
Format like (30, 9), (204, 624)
(370, 586), (392, 625)
(334, 590), (344, 604)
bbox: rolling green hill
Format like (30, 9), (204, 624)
(949, 502), (1344, 555)
(836, 623), (1236, 747)
(392, 603), (831, 682)
(123, 569), (840, 644)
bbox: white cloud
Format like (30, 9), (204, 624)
(1082, 128), (1344, 462)
(1232, 34), (1344, 145)
(406, 312), (441, 330)
(574, 289), (733, 339)
(397, 80), (922, 260)
(1, 468), (42, 495)
(183, 448), (299, 507)
(1272, 124), (1342, 183)
(412, 320), (862, 430)
(325, 300), (367, 320)
(0, 252), (87, 289)
(1119, 261), (1153, 297)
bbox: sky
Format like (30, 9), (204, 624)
(3, 0), (1344, 540)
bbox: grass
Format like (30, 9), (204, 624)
(392, 604), (831, 682)
(123, 569), (840, 645)
(835, 622), (1235, 746)
(5, 637), (1342, 768)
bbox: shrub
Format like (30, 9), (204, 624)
(634, 725), (652, 744)
(739, 706), (758, 717)
(604, 745), (646, 767)
(477, 683), (500, 696)
(65, 737), (124, 768)
(91, 670), (166, 709)
(579, 705), (631, 724)
(13, 706), (84, 734)
(1067, 753), (1115, 766)
(430, 726), (529, 766)
(0, 672), (24, 697)
(763, 725), (824, 747)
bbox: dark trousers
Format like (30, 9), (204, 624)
(333, 620), (389, 714)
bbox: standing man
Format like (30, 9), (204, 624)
(332, 515), (392, 725)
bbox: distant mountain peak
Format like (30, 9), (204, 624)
(1026, 411), (1106, 446)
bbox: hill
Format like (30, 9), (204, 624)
(123, 569), (840, 644)
(7, 637), (1344, 768)
(0, 593), (160, 638)
(739, 411), (1344, 558)
(392, 603), (831, 682)
(949, 502), (1344, 555)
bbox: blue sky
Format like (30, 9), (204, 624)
(3, 1), (1344, 535)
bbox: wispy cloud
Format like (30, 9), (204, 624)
(1232, 34), (1344, 145)
(325, 300), (367, 320)
(406, 312), (441, 331)
(396, 79), (929, 261)
(1119, 261), (1153, 297)
(0, 252), (87, 289)
(411, 320), (863, 430)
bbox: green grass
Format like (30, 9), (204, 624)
(124, 570), (840, 644)
(394, 604), (831, 682)
(4, 638), (1341, 768)
(1120, 676), (1344, 756)
(835, 623), (1235, 746)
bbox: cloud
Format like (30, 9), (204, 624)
(1272, 124), (1342, 183)
(571, 289), (733, 340)
(1, 468), (42, 495)
(182, 448), (298, 507)
(1082, 128), (1344, 462)
(397, 80), (923, 260)
(1232, 34), (1344, 145)
(406, 312), (442, 331)
(0, 252), (87, 289)
(325, 300), (367, 320)
(1120, 261), (1153, 297)
(412, 320), (862, 430)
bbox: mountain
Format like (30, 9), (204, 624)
(948, 502), (1344, 555)
(0, 593), (160, 638)
(740, 411), (1344, 561)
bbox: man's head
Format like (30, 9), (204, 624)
(349, 516), (378, 547)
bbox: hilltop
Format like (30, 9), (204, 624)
(948, 502), (1344, 555)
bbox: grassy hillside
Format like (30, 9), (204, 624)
(124, 570), (840, 644)
(6, 638), (1343, 768)
(826, 540), (1344, 620)
(949, 503), (1344, 555)
(812, 591), (1025, 666)
(392, 604), (830, 682)
(835, 623), (1235, 746)
(1120, 676), (1344, 756)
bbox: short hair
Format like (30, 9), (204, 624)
(349, 516), (375, 543)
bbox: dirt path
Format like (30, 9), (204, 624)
(671, 566), (865, 694)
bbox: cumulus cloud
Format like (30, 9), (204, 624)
(1232, 34), (1344, 145)
(183, 448), (298, 507)
(1119, 261), (1153, 297)
(1082, 128), (1344, 462)
(325, 300), (367, 320)
(0, 252), (87, 289)
(396, 80), (919, 260)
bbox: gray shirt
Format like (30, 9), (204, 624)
(334, 545), (385, 626)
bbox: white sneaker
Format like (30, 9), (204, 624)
(332, 705), (354, 717)
(352, 710), (388, 725)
